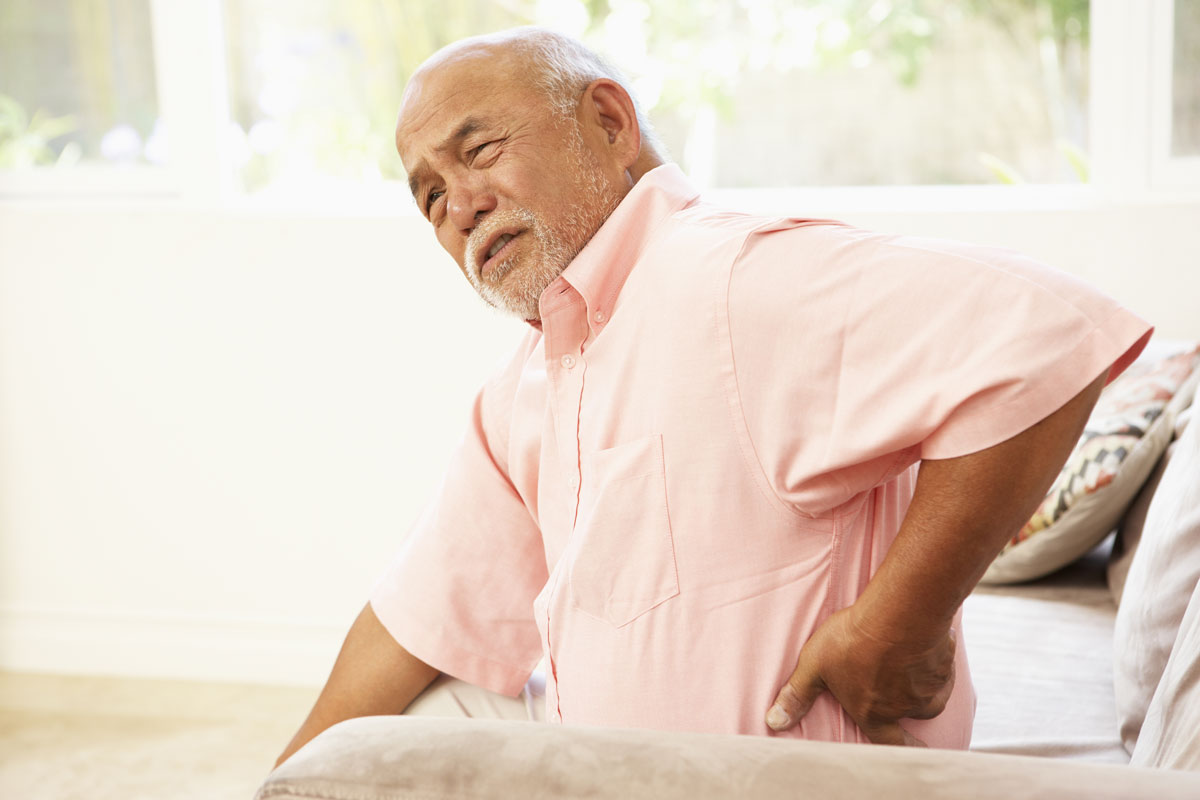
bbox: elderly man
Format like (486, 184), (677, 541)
(275, 27), (1151, 766)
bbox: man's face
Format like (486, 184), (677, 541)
(397, 51), (625, 320)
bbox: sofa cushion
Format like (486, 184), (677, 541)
(966, 545), (1126, 762)
(1133, 567), (1200, 770)
(981, 345), (1200, 585)
(1114, 386), (1200, 754)
(256, 716), (1200, 800)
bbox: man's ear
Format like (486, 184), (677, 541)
(580, 78), (642, 170)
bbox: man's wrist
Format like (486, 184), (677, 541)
(848, 582), (957, 647)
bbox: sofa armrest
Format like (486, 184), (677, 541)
(256, 716), (1200, 800)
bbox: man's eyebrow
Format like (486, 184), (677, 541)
(406, 117), (490, 203)
(407, 169), (425, 202)
(443, 117), (488, 150)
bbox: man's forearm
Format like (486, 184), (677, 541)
(854, 369), (1108, 640)
(274, 602), (440, 768)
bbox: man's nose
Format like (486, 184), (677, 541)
(447, 182), (496, 234)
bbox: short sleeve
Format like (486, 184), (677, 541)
(727, 223), (1153, 515)
(370, 343), (547, 696)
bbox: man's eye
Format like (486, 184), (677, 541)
(425, 189), (444, 214)
(471, 140), (499, 160)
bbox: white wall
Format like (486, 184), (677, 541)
(0, 206), (521, 685)
(1, 192), (1197, 686)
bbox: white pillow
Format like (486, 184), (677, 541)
(1131, 564), (1200, 769)
(1115, 387), (1200, 754)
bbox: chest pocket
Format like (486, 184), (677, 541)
(567, 434), (680, 628)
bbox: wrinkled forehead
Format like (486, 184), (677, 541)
(396, 48), (539, 160)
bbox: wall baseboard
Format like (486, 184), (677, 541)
(0, 606), (345, 686)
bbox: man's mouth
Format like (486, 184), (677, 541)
(479, 231), (522, 278)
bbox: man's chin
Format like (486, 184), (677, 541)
(478, 292), (541, 321)
(470, 263), (524, 316)
(474, 270), (542, 320)
(469, 247), (574, 322)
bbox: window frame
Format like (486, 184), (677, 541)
(1150, 0), (1200, 189)
(1, 0), (1198, 209)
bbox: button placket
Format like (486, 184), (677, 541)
(561, 353), (585, 517)
(540, 294), (588, 725)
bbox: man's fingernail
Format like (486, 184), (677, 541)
(766, 704), (792, 730)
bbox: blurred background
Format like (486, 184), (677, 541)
(1, 0), (1199, 688)
(2, 0), (1106, 188)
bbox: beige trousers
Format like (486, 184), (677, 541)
(403, 670), (547, 723)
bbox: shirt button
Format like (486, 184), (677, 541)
(567, 475), (579, 489)
(560, 354), (576, 369)
(594, 310), (607, 324)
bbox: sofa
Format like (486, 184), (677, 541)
(255, 338), (1200, 799)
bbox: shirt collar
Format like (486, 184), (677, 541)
(527, 164), (699, 331)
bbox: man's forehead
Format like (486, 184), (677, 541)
(396, 58), (545, 171)
(400, 40), (531, 117)
(396, 89), (504, 182)
(399, 78), (477, 133)
(398, 55), (518, 138)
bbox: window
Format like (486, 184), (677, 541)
(1, 0), (1196, 201)
(222, 0), (1091, 192)
(1148, 0), (1200, 189)
(586, 0), (1090, 188)
(1171, 0), (1199, 158)
(223, 0), (532, 196)
(0, 0), (163, 168)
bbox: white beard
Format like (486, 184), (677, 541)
(463, 125), (624, 320)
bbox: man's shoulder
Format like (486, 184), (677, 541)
(653, 202), (858, 273)
(729, 218), (1045, 279)
(668, 201), (851, 239)
(650, 203), (1056, 293)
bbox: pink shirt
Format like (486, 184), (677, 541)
(372, 165), (1152, 748)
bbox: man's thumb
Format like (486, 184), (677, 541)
(766, 661), (824, 731)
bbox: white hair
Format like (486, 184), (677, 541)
(506, 27), (669, 162)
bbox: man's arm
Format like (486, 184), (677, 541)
(274, 602), (440, 768)
(767, 368), (1109, 745)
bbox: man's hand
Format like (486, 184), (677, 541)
(766, 605), (955, 746)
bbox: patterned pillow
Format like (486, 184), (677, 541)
(980, 344), (1200, 585)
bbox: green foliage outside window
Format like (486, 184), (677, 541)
(223, 0), (1090, 190)
(0, 93), (79, 168)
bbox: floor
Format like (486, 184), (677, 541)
(0, 671), (318, 800)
